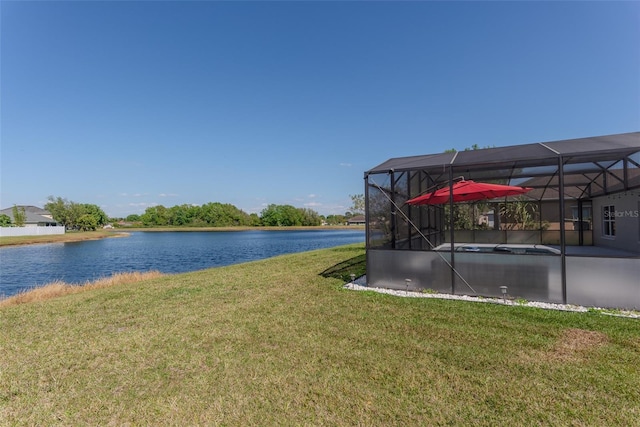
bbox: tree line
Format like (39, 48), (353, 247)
(37, 195), (365, 229)
(132, 203), (330, 227)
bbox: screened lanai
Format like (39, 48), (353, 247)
(364, 132), (640, 310)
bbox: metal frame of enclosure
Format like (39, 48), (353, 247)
(364, 132), (640, 310)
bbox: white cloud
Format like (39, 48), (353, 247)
(159, 193), (179, 197)
(128, 202), (156, 207)
(339, 163), (352, 167)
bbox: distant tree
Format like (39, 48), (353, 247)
(300, 208), (322, 226)
(80, 204), (108, 227)
(197, 203), (219, 225)
(218, 203), (252, 226)
(198, 202), (252, 227)
(350, 194), (365, 215)
(77, 214), (99, 231)
(45, 196), (71, 226)
(260, 204), (282, 226)
(141, 205), (169, 226)
(138, 203), (253, 227)
(12, 205), (26, 227)
(67, 203), (85, 229)
(168, 204), (190, 226)
(126, 214), (141, 222)
(260, 204), (319, 226)
(0, 214), (12, 227)
(324, 214), (347, 225)
(249, 213), (261, 226)
(45, 196), (108, 229)
(183, 204), (201, 225)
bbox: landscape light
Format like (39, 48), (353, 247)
(500, 286), (508, 303)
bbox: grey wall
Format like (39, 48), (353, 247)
(367, 248), (639, 309)
(592, 192), (640, 254)
(367, 249), (563, 303)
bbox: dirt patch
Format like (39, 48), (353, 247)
(519, 328), (609, 364)
(549, 328), (608, 362)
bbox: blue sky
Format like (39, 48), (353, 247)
(1, 1), (638, 217)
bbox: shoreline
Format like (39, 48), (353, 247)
(0, 230), (130, 247)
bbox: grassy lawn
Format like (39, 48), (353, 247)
(1, 244), (639, 425)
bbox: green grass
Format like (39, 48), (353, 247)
(1, 243), (639, 425)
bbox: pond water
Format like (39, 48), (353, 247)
(0, 230), (365, 298)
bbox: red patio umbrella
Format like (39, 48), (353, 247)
(406, 180), (533, 205)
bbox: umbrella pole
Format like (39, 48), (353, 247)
(448, 169), (456, 295)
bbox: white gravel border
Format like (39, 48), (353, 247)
(344, 282), (640, 319)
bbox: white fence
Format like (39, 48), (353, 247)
(0, 226), (65, 237)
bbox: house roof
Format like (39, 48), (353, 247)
(0, 206), (57, 224)
(367, 132), (640, 174)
